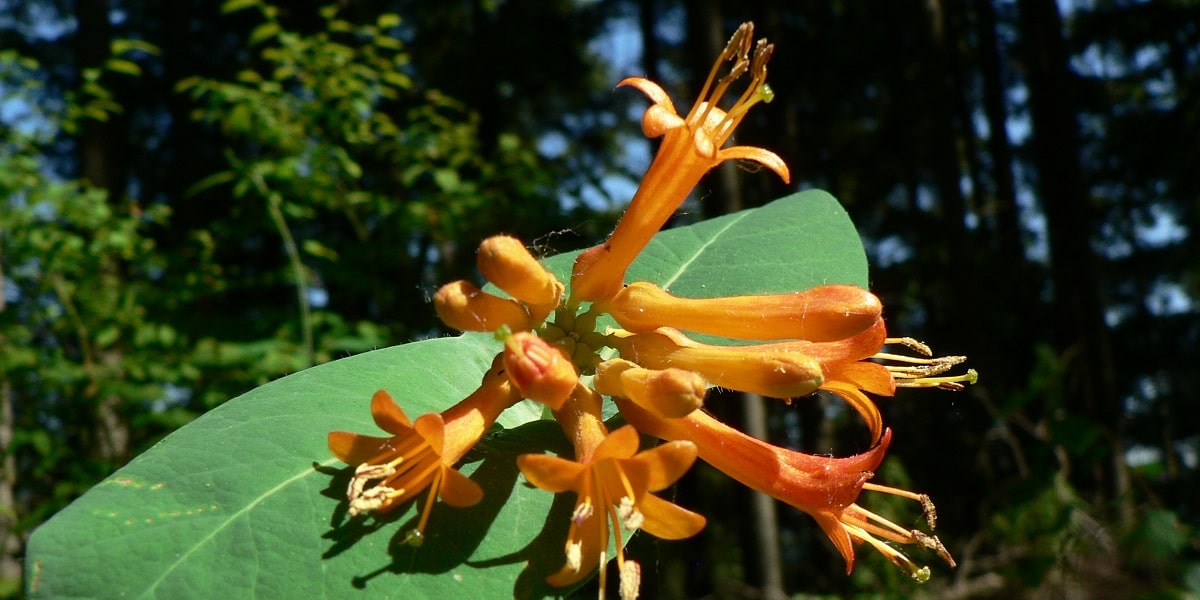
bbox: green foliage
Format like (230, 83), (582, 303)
(25, 191), (868, 597)
(0, 54), (185, 534)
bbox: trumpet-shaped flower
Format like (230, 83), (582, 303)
(327, 357), (522, 545)
(518, 386), (705, 597)
(570, 22), (790, 304)
(616, 399), (954, 580)
(600, 282), (882, 342)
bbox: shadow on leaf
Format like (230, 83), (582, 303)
(322, 419), (575, 598)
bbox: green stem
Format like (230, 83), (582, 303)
(256, 175), (314, 367)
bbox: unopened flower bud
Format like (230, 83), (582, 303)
(434, 280), (533, 332)
(502, 331), (578, 410)
(612, 327), (824, 399)
(477, 236), (565, 315)
(603, 282), (882, 342)
(594, 358), (705, 418)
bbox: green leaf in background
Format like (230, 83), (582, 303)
(25, 190), (867, 598)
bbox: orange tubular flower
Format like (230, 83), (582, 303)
(593, 358), (707, 419)
(599, 282), (882, 342)
(477, 235), (565, 322)
(327, 356), (522, 545)
(609, 326), (826, 399)
(569, 22), (790, 304)
(518, 386), (705, 598)
(616, 399), (954, 580)
(433, 280), (534, 333)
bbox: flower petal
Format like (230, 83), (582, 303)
(327, 431), (392, 465)
(414, 413), (445, 455)
(439, 467), (484, 507)
(820, 380), (884, 443)
(810, 511), (857, 574)
(370, 389), (412, 434)
(832, 361), (896, 396)
(617, 77), (676, 113)
(637, 493), (707, 540)
(593, 424), (641, 462)
(717, 145), (790, 184)
(630, 440), (698, 492)
(517, 453), (586, 493)
(800, 318), (887, 363)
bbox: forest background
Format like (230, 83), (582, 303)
(1, 0), (1198, 598)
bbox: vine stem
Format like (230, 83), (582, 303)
(255, 173), (314, 367)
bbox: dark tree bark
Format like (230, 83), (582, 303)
(1016, 0), (1127, 515)
(976, 0), (1023, 260)
(75, 0), (131, 464)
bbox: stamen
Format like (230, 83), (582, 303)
(912, 530), (956, 567)
(874, 352), (966, 367)
(408, 468), (445, 545)
(619, 560), (641, 600)
(598, 549), (609, 600)
(348, 485), (401, 516)
(842, 522), (931, 583)
(841, 507), (916, 545)
(885, 336), (933, 356)
(862, 482), (938, 529)
(616, 497), (644, 531)
(894, 369), (979, 390)
(692, 23), (751, 118)
(565, 540), (583, 572)
(572, 499), (595, 525)
(353, 462), (397, 481)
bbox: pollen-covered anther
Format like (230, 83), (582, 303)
(875, 339), (977, 390)
(593, 358), (706, 418)
(352, 462), (396, 481)
(434, 279), (533, 332)
(565, 540), (583, 573)
(616, 496), (645, 531)
(348, 485), (400, 517)
(476, 235), (565, 318)
(572, 499), (595, 525)
(619, 560), (641, 600)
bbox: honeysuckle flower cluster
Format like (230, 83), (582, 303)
(328, 22), (976, 598)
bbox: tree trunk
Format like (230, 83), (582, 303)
(0, 252), (22, 584)
(1016, 0), (1127, 518)
(75, 0), (131, 464)
(976, 0), (1023, 260)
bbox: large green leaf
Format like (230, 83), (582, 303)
(26, 190), (866, 598)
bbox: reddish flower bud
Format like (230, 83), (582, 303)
(502, 331), (578, 410)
